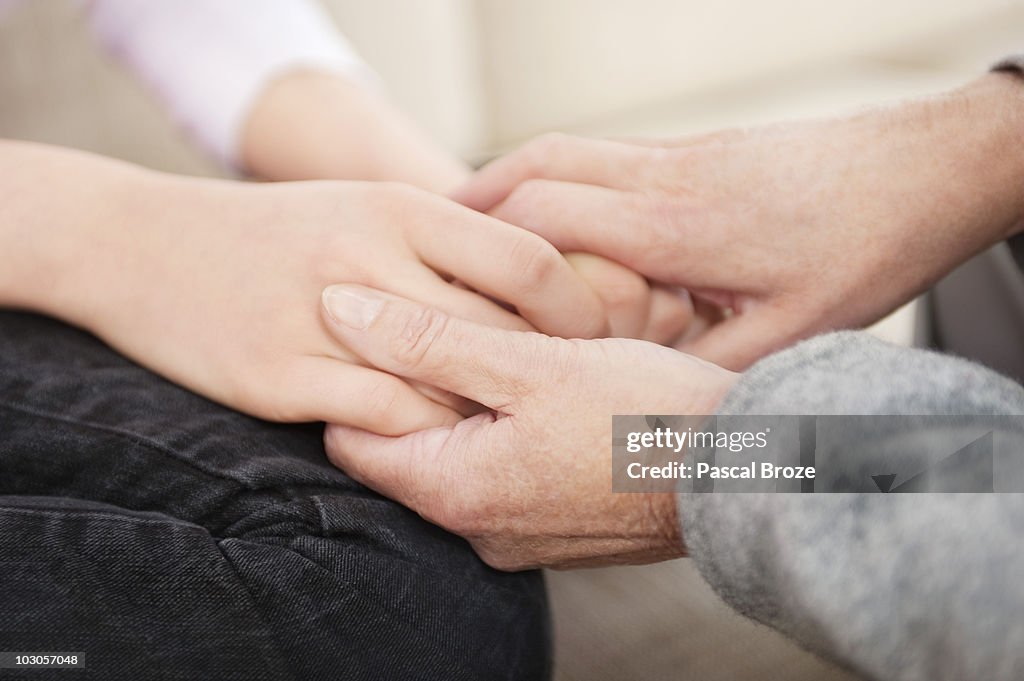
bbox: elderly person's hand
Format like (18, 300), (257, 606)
(453, 73), (1024, 369)
(320, 284), (738, 570)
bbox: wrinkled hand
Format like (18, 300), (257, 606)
(320, 284), (738, 571)
(453, 74), (1024, 369)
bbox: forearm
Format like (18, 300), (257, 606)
(679, 333), (1024, 680)
(240, 70), (469, 193)
(0, 140), (154, 320)
(928, 71), (1024, 245)
(851, 70), (1024, 282)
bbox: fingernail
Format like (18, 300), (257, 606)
(322, 285), (384, 330)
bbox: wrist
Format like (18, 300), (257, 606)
(241, 70), (470, 193)
(0, 142), (160, 322)
(926, 73), (1024, 244)
(33, 158), (205, 336)
(980, 71), (1024, 239)
(836, 72), (1024, 288)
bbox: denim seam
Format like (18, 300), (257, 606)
(0, 400), (366, 538)
(220, 498), (544, 603)
(0, 502), (208, 529)
(0, 400), (362, 504)
(214, 488), (378, 539)
(0, 399), (257, 487)
(0, 499), (518, 597)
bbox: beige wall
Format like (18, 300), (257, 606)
(327, 0), (1021, 155)
(0, 0), (219, 176)
(319, 0), (486, 158)
(1, 0), (1020, 169)
(472, 0), (1018, 145)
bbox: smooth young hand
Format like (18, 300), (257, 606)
(3, 141), (633, 435)
(88, 178), (635, 433)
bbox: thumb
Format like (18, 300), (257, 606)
(321, 284), (549, 409)
(324, 412), (498, 530)
(324, 424), (450, 513)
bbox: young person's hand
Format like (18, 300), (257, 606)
(454, 73), (1024, 369)
(91, 178), (634, 433)
(319, 284), (738, 570)
(6, 141), (624, 435)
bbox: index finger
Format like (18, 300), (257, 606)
(409, 200), (610, 339)
(450, 133), (654, 212)
(321, 284), (553, 409)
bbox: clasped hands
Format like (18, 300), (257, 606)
(314, 73), (1024, 571)
(63, 73), (1017, 572)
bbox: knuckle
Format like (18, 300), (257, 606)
(637, 193), (684, 251)
(638, 146), (683, 190)
(388, 305), (450, 372)
(510, 176), (549, 201)
(359, 378), (403, 428)
(497, 179), (549, 222)
(639, 146), (701, 194)
(601, 265), (650, 310)
(495, 180), (546, 224)
(510, 132), (574, 180)
(509, 234), (562, 295)
(529, 131), (572, 160)
(366, 181), (425, 216)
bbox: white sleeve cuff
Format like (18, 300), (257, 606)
(82, 0), (377, 169)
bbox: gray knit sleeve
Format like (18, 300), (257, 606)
(678, 332), (1024, 681)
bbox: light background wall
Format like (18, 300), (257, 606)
(0, 3), (1021, 679)
(3, 1), (1021, 164)
(322, 0), (1022, 157)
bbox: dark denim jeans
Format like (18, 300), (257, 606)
(0, 311), (551, 680)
